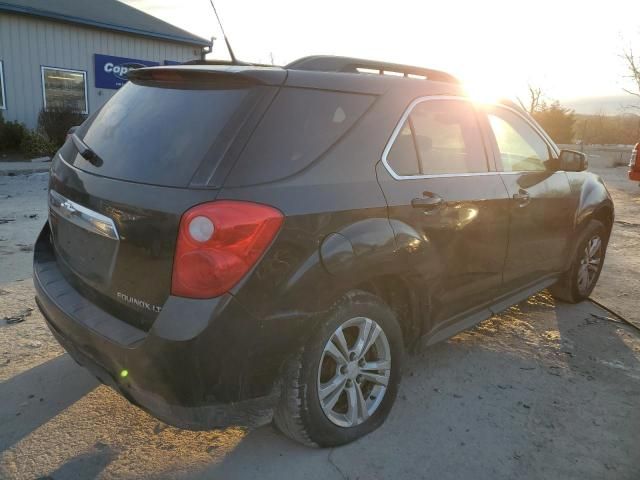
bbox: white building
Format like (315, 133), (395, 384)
(0, 0), (211, 129)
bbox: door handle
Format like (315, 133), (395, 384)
(411, 193), (444, 210)
(512, 189), (530, 207)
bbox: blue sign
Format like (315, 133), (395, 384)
(94, 54), (159, 89)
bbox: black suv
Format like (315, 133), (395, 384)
(34, 56), (613, 447)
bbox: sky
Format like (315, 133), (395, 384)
(123, 0), (640, 113)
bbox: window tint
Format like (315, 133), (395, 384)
(410, 100), (487, 174)
(76, 81), (252, 187)
(41, 67), (87, 113)
(488, 108), (550, 172)
(0, 61), (5, 110)
(386, 120), (419, 176)
(227, 88), (374, 186)
(385, 99), (488, 176)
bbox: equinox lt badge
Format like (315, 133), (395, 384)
(116, 292), (162, 313)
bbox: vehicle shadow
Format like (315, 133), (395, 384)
(44, 443), (117, 480)
(1, 295), (638, 480)
(195, 294), (640, 480)
(0, 354), (98, 452)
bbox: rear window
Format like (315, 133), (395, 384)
(74, 81), (252, 187)
(225, 87), (374, 186)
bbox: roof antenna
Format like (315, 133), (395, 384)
(208, 0), (240, 64)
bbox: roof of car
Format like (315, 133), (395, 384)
(151, 56), (465, 96)
(0, 0), (211, 46)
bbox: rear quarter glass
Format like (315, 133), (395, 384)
(225, 87), (375, 186)
(73, 80), (258, 187)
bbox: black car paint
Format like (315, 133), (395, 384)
(34, 64), (614, 429)
(49, 144), (221, 330)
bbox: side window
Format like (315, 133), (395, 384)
(410, 100), (487, 175)
(227, 88), (374, 185)
(386, 120), (419, 176)
(487, 108), (551, 172)
(384, 99), (488, 176)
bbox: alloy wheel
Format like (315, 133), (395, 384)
(577, 235), (602, 295)
(317, 316), (391, 428)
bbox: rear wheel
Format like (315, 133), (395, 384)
(273, 290), (403, 447)
(550, 219), (607, 303)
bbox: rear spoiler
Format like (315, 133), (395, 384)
(127, 65), (287, 87)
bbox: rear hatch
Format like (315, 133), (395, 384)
(48, 67), (283, 330)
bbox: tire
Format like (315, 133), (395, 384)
(273, 290), (404, 447)
(550, 219), (607, 303)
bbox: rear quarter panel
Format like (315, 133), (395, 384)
(218, 80), (467, 393)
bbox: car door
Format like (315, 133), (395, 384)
(376, 97), (510, 334)
(483, 105), (573, 291)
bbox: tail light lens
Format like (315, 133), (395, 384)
(171, 201), (284, 299)
(630, 143), (640, 171)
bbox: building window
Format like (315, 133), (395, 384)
(0, 61), (6, 110)
(41, 67), (88, 114)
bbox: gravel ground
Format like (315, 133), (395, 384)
(0, 172), (49, 284)
(0, 159), (638, 479)
(589, 163), (640, 328)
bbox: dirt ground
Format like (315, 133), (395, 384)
(589, 162), (640, 329)
(0, 157), (639, 479)
(0, 171), (48, 284)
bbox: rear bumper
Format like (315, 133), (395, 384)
(33, 224), (279, 429)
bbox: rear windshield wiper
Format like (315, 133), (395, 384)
(71, 134), (102, 166)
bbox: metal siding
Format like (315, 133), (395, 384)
(0, 12), (202, 129)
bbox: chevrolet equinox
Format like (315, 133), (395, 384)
(34, 56), (614, 447)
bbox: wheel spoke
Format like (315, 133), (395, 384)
(360, 370), (389, 386)
(361, 360), (391, 372)
(345, 384), (358, 426)
(333, 328), (350, 361)
(353, 318), (373, 358)
(345, 382), (369, 425)
(589, 238), (601, 257)
(319, 374), (346, 410)
(578, 267), (588, 290)
(359, 324), (382, 360)
(355, 382), (369, 421)
(325, 340), (348, 365)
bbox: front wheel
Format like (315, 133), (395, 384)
(551, 219), (607, 303)
(273, 290), (404, 447)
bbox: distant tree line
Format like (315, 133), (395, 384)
(523, 84), (640, 145)
(574, 113), (640, 145)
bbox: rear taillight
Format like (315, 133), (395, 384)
(171, 201), (283, 299)
(630, 143), (640, 170)
(630, 143), (640, 181)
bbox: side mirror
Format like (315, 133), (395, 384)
(559, 149), (588, 172)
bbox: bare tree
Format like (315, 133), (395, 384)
(527, 84), (544, 115)
(622, 47), (640, 107)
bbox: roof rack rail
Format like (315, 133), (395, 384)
(181, 59), (276, 67)
(285, 55), (459, 84)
